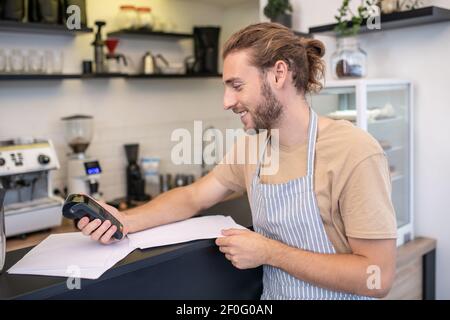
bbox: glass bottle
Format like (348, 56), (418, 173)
(331, 37), (367, 79)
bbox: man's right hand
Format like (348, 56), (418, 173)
(76, 202), (130, 245)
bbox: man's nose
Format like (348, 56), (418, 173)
(223, 90), (237, 111)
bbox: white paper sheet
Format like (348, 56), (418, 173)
(8, 215), (245, 279)
(128, 215), (246, 249)
(8, 232), (135, 280)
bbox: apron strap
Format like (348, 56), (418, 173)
(306, 108), (318, 177)
(255, 131), (271, 178)
(256, 107), (318, 178)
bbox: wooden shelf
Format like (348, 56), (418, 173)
(0, 73), (222, 81)
(107, 29), (193, 40)
(309, 6), (450, 36)
(0, 20), (92, 35)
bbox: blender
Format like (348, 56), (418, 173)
(62, 115), (103, 200)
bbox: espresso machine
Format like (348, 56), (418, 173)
(62, 115), (103, 200)
(0, 138), (63, 238)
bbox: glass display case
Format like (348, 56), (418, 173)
(310, 79), (413, 246)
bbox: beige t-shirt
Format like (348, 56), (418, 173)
(212, 119), (397, 254)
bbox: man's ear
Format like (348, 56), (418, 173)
(271, 60), (289, 89)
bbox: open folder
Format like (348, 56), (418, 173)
(8, 215), (245, 279)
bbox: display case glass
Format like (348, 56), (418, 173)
(310, 79), (413, 246)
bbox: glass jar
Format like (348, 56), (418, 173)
(8, 49), (25, 74)
(117, 5), (138, 30)
(45, 50), (64, 74)
(381, 0), (398, 14)
(27, 50), (45, 74)
(136, 7), (153, 30)
(331, 37), (367, 79)
(0, 49), (7, 73)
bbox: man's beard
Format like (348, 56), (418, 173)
(252, 78), (284, 131)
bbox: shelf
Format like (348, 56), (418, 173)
(309, 6), (450, 36)
(293, 31), (313, 38)
(384, 146), (404, 153)
(391, 173), (404, 182)
(0, 20), (92, 35)
(107, 29), (193, 40)
(0, 73), (222, 81)
(127, 73), (222, 79)
(0, 74), (81, 80)
(368, 117), (403, 125)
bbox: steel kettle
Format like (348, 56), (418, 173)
(142, 51), (169, 75)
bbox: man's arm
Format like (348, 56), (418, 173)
(267, 237), (396, 298)
(78, 172), (234, 243)
(124, 172), (234, 233)
(216, 230), (396, 298)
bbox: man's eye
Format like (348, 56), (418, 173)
(233, 85), (242, 91)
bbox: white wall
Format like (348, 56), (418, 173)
(2, 0), (449, 299)
(294, 0), (450, 299)
(0, 0), (252, 200)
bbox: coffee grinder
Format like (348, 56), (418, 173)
(124, 144), (150, 205)
(62, 115), (103, 200)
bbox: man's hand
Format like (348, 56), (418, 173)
(77, 202), (130, 245)
(215, 228), (274, 269)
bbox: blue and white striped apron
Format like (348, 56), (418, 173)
(250, 108), (372, 300)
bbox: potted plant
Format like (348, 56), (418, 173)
(263, 0), (293, 28)
(331, 0), (377, 79)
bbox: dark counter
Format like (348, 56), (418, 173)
(0, 239), (262, 300)
(0, 195), (262, 300)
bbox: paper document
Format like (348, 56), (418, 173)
(8, 215), (245, 279)
(8, 232), (135, 280)
(128, 215), (246, 249)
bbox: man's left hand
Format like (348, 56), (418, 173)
(215, 228), (274, 269)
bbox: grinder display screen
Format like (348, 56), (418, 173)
(84, 161), (102, 175)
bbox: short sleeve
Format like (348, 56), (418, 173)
(339, 153), (397, 239)
(211, 141), (247, 193)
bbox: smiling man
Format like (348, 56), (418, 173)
(77, 23), (397, 300)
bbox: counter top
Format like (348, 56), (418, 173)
(0, 237), (263, 300)
(1, 195), (261, 300)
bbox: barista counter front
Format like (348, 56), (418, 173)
(0, 238), (263, 300)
